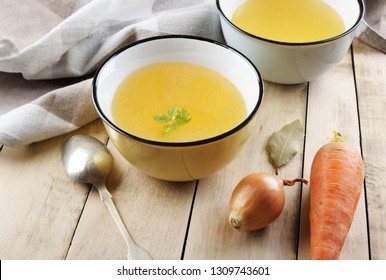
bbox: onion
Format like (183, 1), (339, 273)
(229, 173), (307, 231)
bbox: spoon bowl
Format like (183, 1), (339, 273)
(61, 134), (152, 260)
(61, 135), (114, 184)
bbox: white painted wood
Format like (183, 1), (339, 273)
(353, 39), (386, 259)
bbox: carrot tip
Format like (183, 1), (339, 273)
(327, 131), (347, 143)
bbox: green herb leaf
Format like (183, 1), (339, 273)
(267, 119), (304, 173)
(173, 108), (191, 125)
(154, 106), (191, 134)
(168, 107), (177, 120)
(154, 113), (171, 123)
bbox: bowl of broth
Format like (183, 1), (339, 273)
(92, 35), (263, 181)
(217, 0), (365, 84)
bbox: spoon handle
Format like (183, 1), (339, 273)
(95, 184), (153, 260)
(96, 184), (137, 246)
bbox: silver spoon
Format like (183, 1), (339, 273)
(61, 134), (152, 260)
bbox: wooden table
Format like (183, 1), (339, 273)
(0, 39), (385, 260)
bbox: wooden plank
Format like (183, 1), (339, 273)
(184, 82), (307, 259)
(66, 133), (196, 260)
(0, 120), (106, 259)
(353, 39), (386, 259)
(298, 48), (369, 259)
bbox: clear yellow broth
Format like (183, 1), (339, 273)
(232, 0), (346, 43)
(111, 62), (247, 142)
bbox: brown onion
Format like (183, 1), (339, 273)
(229, 173), (307, 231)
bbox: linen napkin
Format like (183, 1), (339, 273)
(359, 0), (386, 53)
(0, 0), (222, 147)
(0, 0), (385, 147)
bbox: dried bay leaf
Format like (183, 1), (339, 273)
(268, 119), (304, 172)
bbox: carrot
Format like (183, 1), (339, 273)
(309, 132), (365, 260)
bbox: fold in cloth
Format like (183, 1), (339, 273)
(0, 0), (385, 147)
(358, 0), (386, 53)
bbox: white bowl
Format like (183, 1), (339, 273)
(217, 0), (365, 84)
(93, 35), (263, 181)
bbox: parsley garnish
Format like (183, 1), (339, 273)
(154, 107), (191, 134)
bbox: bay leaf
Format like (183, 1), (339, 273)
(268, 119), (304, 172)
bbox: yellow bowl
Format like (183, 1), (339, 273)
(92, 35), (263, 181)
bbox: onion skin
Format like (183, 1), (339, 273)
(229, 173), (307, 231)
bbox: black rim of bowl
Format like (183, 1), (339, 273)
(92, 35), (264, 147)
(216, 0), (365, 46)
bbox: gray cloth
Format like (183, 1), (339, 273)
(359, 0), (386, 53)
(0, 0), (384, 146)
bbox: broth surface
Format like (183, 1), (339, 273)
(232, 0), (346, 43)
(112, 62), (247, 142)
